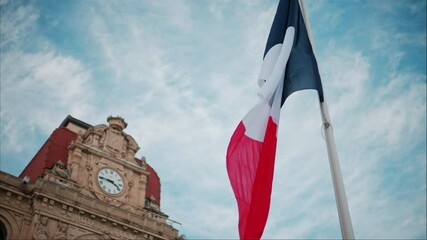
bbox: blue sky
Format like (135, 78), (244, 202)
(1, 0), (426, 239)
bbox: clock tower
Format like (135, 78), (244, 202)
(0, 115), (179, 240)
(67, 116), (151, 211)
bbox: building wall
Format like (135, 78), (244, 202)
(0, 116), (179, 240)
(0, 171), (178, 239)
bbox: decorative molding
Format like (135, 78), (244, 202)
(80, 116), (140, 163)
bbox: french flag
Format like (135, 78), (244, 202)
(226, 0), (324, 239)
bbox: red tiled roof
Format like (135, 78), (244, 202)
(135, 159), (161, 205)
(19, 124), (161, 206)
(19, 127), (76, 182)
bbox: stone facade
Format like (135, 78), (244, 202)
(0, 116), (179, 240)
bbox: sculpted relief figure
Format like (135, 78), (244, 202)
(95, 125), (108, 148)
(124, 135), (139, 162)
(76, 130), (84, 143)
(53, 222), (68, 240)
(85, 160), (93, 189)
(52, 160), (70, 179)
(33, 216), (49, 240)
(125, 180), (134, 203)
(102, 231), (112, 240)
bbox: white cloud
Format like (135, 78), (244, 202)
(319, 44), (425, 238)
(0, 4), (39, 50)
(0, 2), (95, 172)
(0, 1), (425, 239)
(320, 47), (369, 106)
(67, 1), (427, 238)
(1, 51), (94, 149)
(208, 0), (229, 20)
(146, 0), (192, 31)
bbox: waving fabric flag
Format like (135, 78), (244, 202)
(226, 0), (324, 239)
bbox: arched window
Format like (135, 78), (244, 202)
(0, 220), (7, 240)
(0, 211), (19, 240)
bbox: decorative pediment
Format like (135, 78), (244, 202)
(81, 116), (140, 162)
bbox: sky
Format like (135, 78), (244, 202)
(0, 0), (426, 239)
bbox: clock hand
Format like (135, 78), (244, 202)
(109, 180), (120, 188)
(99, 176), (111, 182)
(99, 176), (115, 185)
(99, 176), (121, 191)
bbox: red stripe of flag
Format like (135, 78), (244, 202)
(226, 0), (325, 238)
(227, 105), (279, 239)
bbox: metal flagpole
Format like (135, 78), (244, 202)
(319, 101), (354, 239)
(299, 0), (355, 239)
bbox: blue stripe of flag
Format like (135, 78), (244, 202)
(264, 0), (324, 104)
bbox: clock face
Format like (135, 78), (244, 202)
(97, 168), (124, 195)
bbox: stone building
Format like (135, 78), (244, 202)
(0, 115), (180, 240)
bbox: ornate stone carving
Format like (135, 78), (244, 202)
(76, 131), (84, 143)
(0, 115), (180, 240)
(125, 180), (133, 203)
(33, 216), (49, 240)
(53, 222), (69, 240)
(105, 128), (125, 154)
(85, 159), (93, 190)
(81, 116), (139, 162)
(101, 232), (111, 240)
(52, 160), (70, 179)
